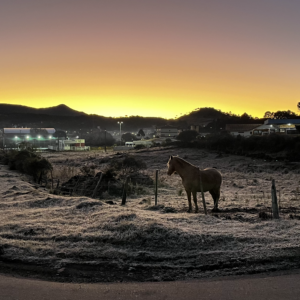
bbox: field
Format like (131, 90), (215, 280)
(1, 147), (300, 282)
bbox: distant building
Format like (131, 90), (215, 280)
(225, 124), (262, 137)
(156, 125), (178, 137)
(226, 121), (300, 137)
(2, 128), (56, 148)
(48, 138), (89, 151)
(264, 119), (300, 135)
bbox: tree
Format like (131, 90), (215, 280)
(137, 129), (145, 137)
(177, 130), (198, 143)
(53, 130), (67, 138)
(83, 130), (114, 146)
(297, 102), (300, 111)
(110, 156), (147, 175)
(240, 113), (253, 120)
(263, 111), (274, 119)
(273, 110), (297, 119)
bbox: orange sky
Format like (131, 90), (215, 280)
(1, 1), (299, 119)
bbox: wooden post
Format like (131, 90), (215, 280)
(50, 170), (54, 189)
(155, 170), (158, 206)
(38, 171), (43, 184)
(92, 172), (103, 199)
(271, 179), (279, 219)
(121, 177), (129, 205)
(56, 179), (60, 189)
(200, 174), (207, 215)
(72, 177), (81, 195)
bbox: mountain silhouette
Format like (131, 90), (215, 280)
(0, 104), (86, 117)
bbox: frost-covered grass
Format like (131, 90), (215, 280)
(1, 148), (300, 281)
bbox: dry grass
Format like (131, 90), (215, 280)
(1, 148), (300, 281)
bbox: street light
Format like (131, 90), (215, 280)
(118, 121), (123, 145)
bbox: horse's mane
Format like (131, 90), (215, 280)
(173, 156), (196, 168)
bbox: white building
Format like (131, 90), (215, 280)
(48, 139), (90, 151)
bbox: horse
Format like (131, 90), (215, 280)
(167, 156), (222, 213)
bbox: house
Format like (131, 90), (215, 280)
(48, 139), (90, 151)
(264, 119), (300, 134)
(225, 124), (263, 137)
(156, 125), (178, 137)
(190, 120), (213, 132)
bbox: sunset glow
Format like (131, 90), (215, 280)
(1, 0), (299, 118)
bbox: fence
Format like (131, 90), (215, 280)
(43, 167), (300, 219)
(49, 169), (160, 203)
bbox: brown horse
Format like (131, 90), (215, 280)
(167, 156), (222, 213)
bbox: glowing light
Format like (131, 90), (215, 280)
(15, 136), (18, 139)
(26, 136), (29, 139)
(38, 135), (41, 139)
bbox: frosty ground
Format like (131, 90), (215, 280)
(1, 147), (300, 282)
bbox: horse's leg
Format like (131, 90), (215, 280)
(214, 189), (220, 211)
(192, 191), (199, 213)
(186, 190), (192, 213)
(210, 189), (220, 212)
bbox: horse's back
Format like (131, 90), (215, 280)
(201, 168), (222, 187)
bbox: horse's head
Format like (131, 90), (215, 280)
(167, 155), (176, 175)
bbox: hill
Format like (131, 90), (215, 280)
(0, 104), (86, 117)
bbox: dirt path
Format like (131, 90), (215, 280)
(1, 271), (300, 300)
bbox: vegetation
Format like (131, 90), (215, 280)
(0, 149), (53, 182)
(195, 133), (300, 160)
(82, 130), (115, 146)
(177, 130), (199, 143)
(121, 132), (138, 142)
(109, 156), (147, 175)
(134, 144), (146, 150)
(263, 110), (299, 119)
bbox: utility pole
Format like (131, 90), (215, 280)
(104, 129), (107, 152)
(118, 121), (123, 146)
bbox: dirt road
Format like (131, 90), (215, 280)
(1, 271), (300, 300)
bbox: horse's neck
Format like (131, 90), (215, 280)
(175, 159), (195, 178)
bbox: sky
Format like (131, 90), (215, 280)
(1, 0), (299, 119)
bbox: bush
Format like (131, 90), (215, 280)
(110, 156), (147, 175)
(134, 144), (146, 150)
(2, 149), (53, 182)
(195, 133), (300, 161)
(177, 130), (199, 143)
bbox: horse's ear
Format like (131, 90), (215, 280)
(170, 155), (173, 160)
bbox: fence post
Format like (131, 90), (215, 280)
(155, 170), (158, 206)
(121, 176), (129, 205)
(50, 170), (54, 189)
(200, 174), (207, 215)
(92, 172), (103, 199)
(271, 179), (279, 219)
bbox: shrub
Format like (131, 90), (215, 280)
(177, 130), (199, 143)
(134, 144), (146, 150)
(110, 156), (147, 175)
(2, 149), (53, 182)
(80, 165), (96, 176)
